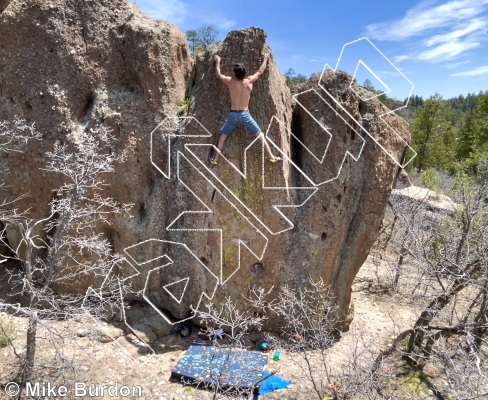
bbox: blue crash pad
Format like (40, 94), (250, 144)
(172, 344), (268, 390)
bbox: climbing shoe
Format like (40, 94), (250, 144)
(268, 156), (282, 163)
(208, 156), (218, 165)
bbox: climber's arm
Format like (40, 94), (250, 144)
(215, 55), (231, 83)
(248, 53), (270, 83)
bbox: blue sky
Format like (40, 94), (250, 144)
(134, 0), (487, 100)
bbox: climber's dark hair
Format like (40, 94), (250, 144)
(233, 63), (246, 80)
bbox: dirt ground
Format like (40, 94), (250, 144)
(0, 256), (433, 400)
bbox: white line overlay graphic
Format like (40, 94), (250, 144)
(82, 37), (416, 364)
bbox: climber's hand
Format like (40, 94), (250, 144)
(259, 52), (270, 63)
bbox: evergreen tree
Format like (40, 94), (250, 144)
(186, 29), (201, 57)
(457, 94), (488, 171)
(405, 94), (424, 108)
(285, 68), (307, 94)
(446, 92), (479, 112)
(363, 78), (375, 91)
(410, 94), (457, 173)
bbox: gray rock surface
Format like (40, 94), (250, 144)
(392, 186), (458, 213)
(132, 323), (157, 345)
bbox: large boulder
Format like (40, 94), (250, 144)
(392, 186), (459, 214)
(0, 1), (410, 330)
(0, 0), (191, 289)
(289, 72), (410, 325)
(137, 28), (411, 329)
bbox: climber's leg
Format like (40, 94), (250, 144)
(210, 133), (228, 164)
(256, 132), (281, 162)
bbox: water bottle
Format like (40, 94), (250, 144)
(273, 349), (281, 361)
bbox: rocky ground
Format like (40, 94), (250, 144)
(0, 253), (440, 400)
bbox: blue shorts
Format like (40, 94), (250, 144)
(221, 110), (262, 136)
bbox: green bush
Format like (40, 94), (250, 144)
(0, 325), (16, 347)
(180, 97), (192, 115)
(421, 168), (440, 192)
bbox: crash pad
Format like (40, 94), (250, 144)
(171, 344), (268, 391)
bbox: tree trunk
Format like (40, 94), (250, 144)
(407, 257), (481, 356)
(473, 276), (488, 349)
(44, 191), (76, 288)
(21, 311), (38, 393)
(407, 280), (469, 355)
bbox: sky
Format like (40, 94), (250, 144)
(133, 0), (488, 100)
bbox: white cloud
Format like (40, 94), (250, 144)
(200, 11), (236, 30)
(136, 0), (235, 31)
(417, 40), (480, 62)
(138, 0), (188, 24)
(425, 18), (487, 46)
(215, 19), (237, 30)
(394, 55), (409, 63)
(366, 1), (488, 63)
(366, 0), (488, 41)
(450, 65), (488, 77)
(444, 60), (471, 69)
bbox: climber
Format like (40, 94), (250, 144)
(209, 53), (281, 165)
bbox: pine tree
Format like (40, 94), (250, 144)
(410, 94), (457, 173)
(457, 94), (488, 171)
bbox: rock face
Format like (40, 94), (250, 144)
(0, 0), (191, 287)
(116, 27), (411, 328)
(289, 72), (410, 323)
(0, 1), (411, 330)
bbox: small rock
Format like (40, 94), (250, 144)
(93, 325), (124, 343)
(141, 310), (173, 337)
(132, 323), (157, 344)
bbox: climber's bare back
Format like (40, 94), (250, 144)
(214, 53), (269, 110)
(226, 78), (253, 110)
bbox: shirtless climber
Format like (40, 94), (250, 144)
(209, 53), (281, 165)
